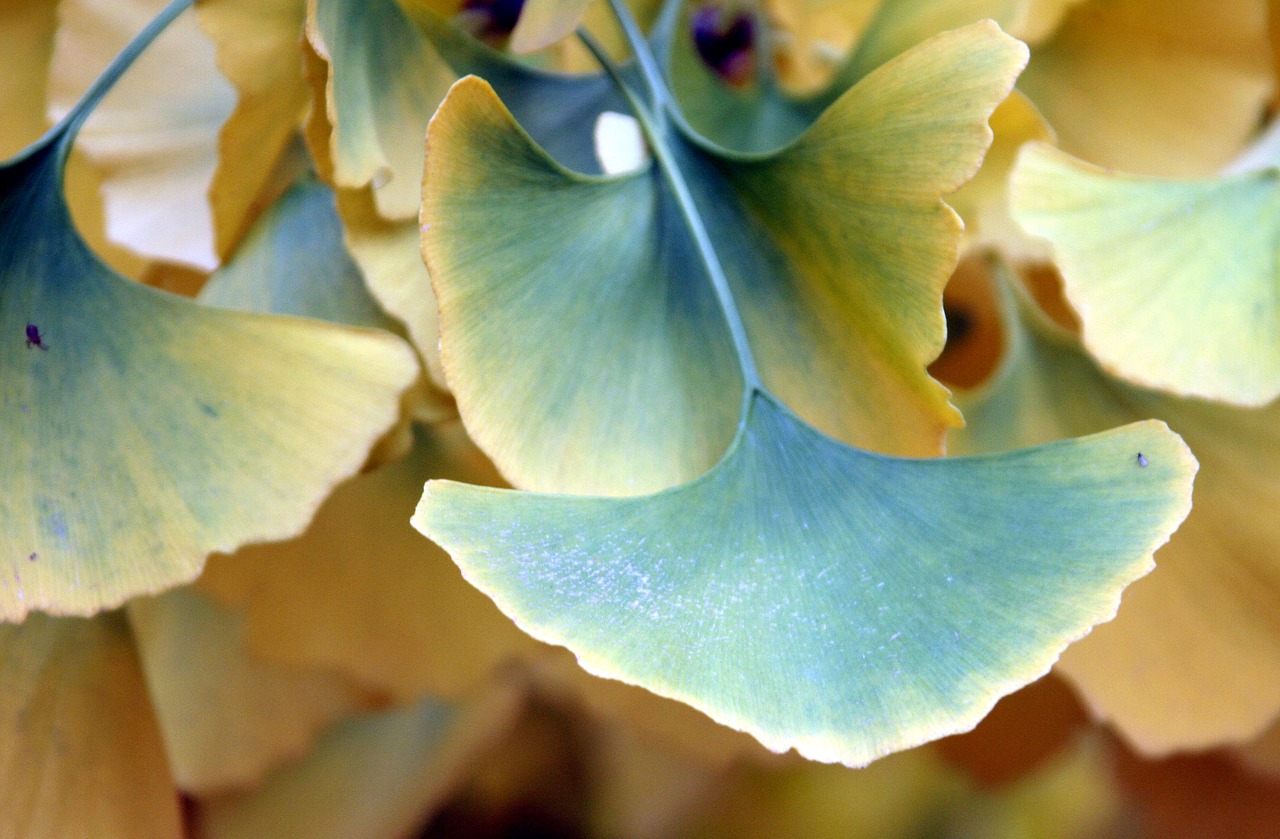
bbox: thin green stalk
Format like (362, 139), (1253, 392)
(604, 0), (672, 118)
(579, 22), (763, 393)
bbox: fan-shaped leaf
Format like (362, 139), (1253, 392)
(416, 390), (1194, 766)
(0, 7), (418, 620)
(425, 24), (1025, 494)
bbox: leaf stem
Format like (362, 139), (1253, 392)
(52, 0), (196, 161)
(603, 0), (671, 124)
(579, 19), (763, 393)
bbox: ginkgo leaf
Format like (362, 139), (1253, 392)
(0, 614), (181, 839)
(128, 587), (363, 795)
(336, 187), (449, 391)
(416, 388), (1195, 767)
(306, 0), (456, 219)
(1017, 0), (1272, 177)
(308, 0), (638, 378)
(1010, 142), (1280, 405)
(50, 0), (237, 270)
(196, 0), (310, 259)
(200, 688), (523, 839)
(509, 0), (594, 54)
(949, 264), (1280, 754)
(198, 424), (539, 704)
(0, 4), (418, 620)
(424, 24), (1025, 495)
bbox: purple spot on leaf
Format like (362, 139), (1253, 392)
(458, 0), (526, 42)
(25, 323), (48, 350)
(692, 5), (756, 87)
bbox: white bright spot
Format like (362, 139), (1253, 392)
(593, 111), (649, 176)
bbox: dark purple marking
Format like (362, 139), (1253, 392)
(1137, 453), (1148, 467)
(25, 323), (48, 350)
(692, 4), (756, 87)
(28, 552), (37, 562)
(458, 0), (526, 41)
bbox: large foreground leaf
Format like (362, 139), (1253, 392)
(1011, 142), (1280, 405)
(417, 391), (1195, 766)
(950, 267), (1280, 753)
(0, 3), (418, 620)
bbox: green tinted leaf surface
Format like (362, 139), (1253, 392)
(661, 0), (1023, 154)
(1011, 143), (1280, 405)
(308, 0), (455, 218)
(951, 271), (1280, 753)
(0, 114), (417, 619)
(424, 25), (1026, 493)
(416, 391), (1195, 766)
(200, 174), (395, 329)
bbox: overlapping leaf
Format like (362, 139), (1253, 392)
(949, 266), (1280, 754)
(0, 11), (419, 620)
(1011, 141), (1280, 405)
(1017, 0), (1272, 177)
(418, 387), (1193, 765)
(128, 588), (363, 795)
(414, 17), (1202, 764)
(0, 614), (181, 839)
(49, 0), (237, 270)
(197, 0), (311, 259)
